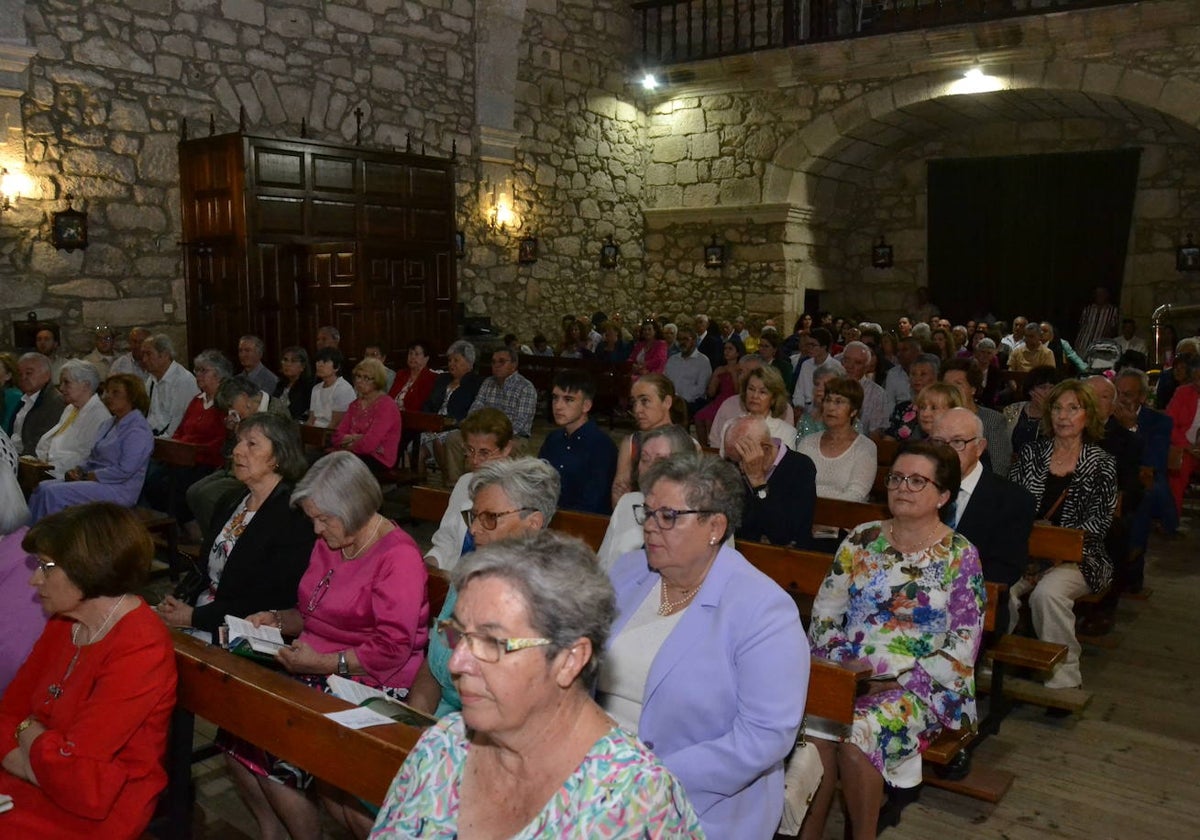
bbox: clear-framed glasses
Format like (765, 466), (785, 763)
(884, 471), (940, 492)
(823, 395), (852, 407)
(306, 569), (334, 614)
(463, 508), (534, 531)
(929, 436), (978, 452)
(632, 505), (716, 530)
(1051, 404), (1084, 416)
(436, 618), (551, 664)
(35, 557), (57, 575)
(464, 445), (499, 461)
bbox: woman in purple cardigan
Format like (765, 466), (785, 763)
(28, 374), (154, 523)
(599, 452), (809, 839)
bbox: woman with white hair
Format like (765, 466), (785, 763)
(33, 360), (111, 478)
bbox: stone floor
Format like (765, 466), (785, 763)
(152, 419), (1200, 838)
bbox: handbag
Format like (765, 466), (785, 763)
(172, 568), (210, 605)
(778, 722), (824, 835)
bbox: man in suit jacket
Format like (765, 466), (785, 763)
(723, 415), (817, 548)
(13, 353), (66, 455)
(932, 409), (1035, 629)
(1115, 368), (1175, 588)
(694, 313), (727, 372)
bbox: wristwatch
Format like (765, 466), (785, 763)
(753, 484), (769, 500)
(337, 650), (350, 677)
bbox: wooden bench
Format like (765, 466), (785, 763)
(150, 632), (423, 839)
(517, 354), (633, 427)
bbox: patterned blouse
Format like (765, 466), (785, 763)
(369, 714), (703, 839)
(810, 522), (986, 731)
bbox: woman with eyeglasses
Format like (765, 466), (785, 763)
(370, 530), (701, 838)
(0, 503), (176, 839)
(796, 376), (877, 502)
(407, 457), (559, 723)
(273, 346), (314, 422)
(229, 452), (429, 840)
(600, 453), (808, 839)
(332, 358), (402, 475)
(1008, 380), (1117, 693)
(802, 441), (984, 840)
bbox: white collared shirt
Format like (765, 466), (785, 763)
(954, 460), (985, 525)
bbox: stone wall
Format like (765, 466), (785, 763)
(3, 0), (474, 355)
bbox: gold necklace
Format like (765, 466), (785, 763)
(888, 521), (942, 555)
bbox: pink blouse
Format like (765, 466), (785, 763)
(297, 527), (429, 689)
(332, 395), (402, 468)
(629, 339), (668, 376)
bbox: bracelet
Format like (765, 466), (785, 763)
(271, 609), (282, 630)
(14, 717), (35, 744)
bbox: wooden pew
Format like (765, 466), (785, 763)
(155, 632), (422, 839)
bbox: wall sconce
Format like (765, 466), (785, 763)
(1, 168), (28, 213)
(483, 180), (522, 234)
(871, 235), (894, 269)
(600, 235), (618, 269)
(1177, 234), (1200, 272)
(704, 234), (725, 269)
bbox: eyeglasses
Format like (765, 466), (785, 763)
(823, 395), (851, 406)
(884, 471), (940, 492)
(633, 505), (717, 530)
(436, 619), (551, 664)
(1051, 404), (1084, 416)
(464, 445), (500, 460)
(306, 569), (334, 614)
(929, 436), (978, 452)
(35, 557), (57, 575)
(463, 508), (533, 530)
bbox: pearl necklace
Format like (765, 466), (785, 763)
(49, 595), (127, 699)
(658, 581), (700, 616)
(342, 515), (384, 560)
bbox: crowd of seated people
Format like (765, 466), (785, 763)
(0, 297), (1188, 839)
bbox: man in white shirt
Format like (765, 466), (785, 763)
(840, 341), (887, 434)
(109, 326), (152, 379)
(664, 327), (712, 417)
(1114, 319), (1148, 358)
(883, 337), (919, 417)
(791, 327), (844, 411)
(1001, 315), (1028, 354)
(141, 334), (199, 437)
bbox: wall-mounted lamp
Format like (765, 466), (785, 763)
(1179, 234), (1200, 272)
(1, 168), (28, 213)
(482, 180), (522, 234)
(641, 73), (659, 91)
(871, 235), (894, 269)
(704, 234), (725, 269)
(600, 235), (618, 269)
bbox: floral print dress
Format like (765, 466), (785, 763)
(809, 522), (985, 783)
(369, 714), (703, 839)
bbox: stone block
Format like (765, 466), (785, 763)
(686, 132), (717, 160)
(221, 0), (265, 26)
(1157, 77), (1200, 124)
(1138, 189), (1179, 219)
(719, 178), (761, 206)
(200, 17), (238, 45)
(682, 183), (718, 207)
(267, 7), (313, 38)
(645, 163), (675, 187)
(47, 278), (119, 298)
(652, 135), (687, 164)
(139, 134), (178, 184)
(1081, 63), (1122, 98)
(74, 37), (154, 74)
(668, 107), (705, 136)
(62, 149), (137, 183)
(135, 256), (181, 278)
(29, 242), (85, 278)
(107, 204), (168, 231)
(83, 297), (166, 328)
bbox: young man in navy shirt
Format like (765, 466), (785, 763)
(538, 370), (617, 515)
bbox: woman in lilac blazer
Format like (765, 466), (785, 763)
(599, 453), (809, 840)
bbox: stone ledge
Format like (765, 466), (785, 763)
(643, 202), (816, 228)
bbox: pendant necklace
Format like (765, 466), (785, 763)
(342, 515), (384, 560)
(49, 594), (126, 700)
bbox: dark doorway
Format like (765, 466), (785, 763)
(927, 149), (1140, 342)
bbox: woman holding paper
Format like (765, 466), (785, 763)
(0, 503), (175, 839)
(154, 412), (314, 637)
(227, 451), (429, 840)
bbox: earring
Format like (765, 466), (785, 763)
(709, 537), (718, 546)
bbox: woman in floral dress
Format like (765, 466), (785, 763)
(800, 441), (985, 840)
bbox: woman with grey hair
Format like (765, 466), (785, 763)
(420, 339), (483, 474)
(232, 451), (429, 840)
(598, 424), (701, 571)
(33, 359), (111, 478)
(370, 530), (702, 838)
(883, 353), (941, 441)
(408, 457), (560, 721)
(156, 411), (314, 638)
(600, 452), (810, 839)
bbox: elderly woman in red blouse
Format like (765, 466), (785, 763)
(333, 358), (402, 475)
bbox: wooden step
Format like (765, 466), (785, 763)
(987, 634), (1066, 671)
(976, 673), (1092, 713)
(922, 763), (1015, 803)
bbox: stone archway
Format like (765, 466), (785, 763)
(763, 58), (1200, 325)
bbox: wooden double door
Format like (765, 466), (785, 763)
(180, 132), (458, 367)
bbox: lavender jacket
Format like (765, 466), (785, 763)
(607, 544), (809, 840)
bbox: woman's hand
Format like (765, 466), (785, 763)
(247, 608), (302, 637)
(276, 640), (335, 675)
(156, 595), (194, 628)
(339, 434), (361, 449)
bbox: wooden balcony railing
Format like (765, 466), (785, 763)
(632, 0), (1137, 65)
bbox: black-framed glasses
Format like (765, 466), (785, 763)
(463, 508), (534, 531)
(929, 436), (978, 452)
(436, 618), (551, 664)
(633, 505), (717, 530)
(884, 471), (940, 492)
(35, 557), (57, 575)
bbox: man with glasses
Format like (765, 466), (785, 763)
(931, 408), (1035, 600)
(722, 416), (816, 548)
(443, 348), (537, 485)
